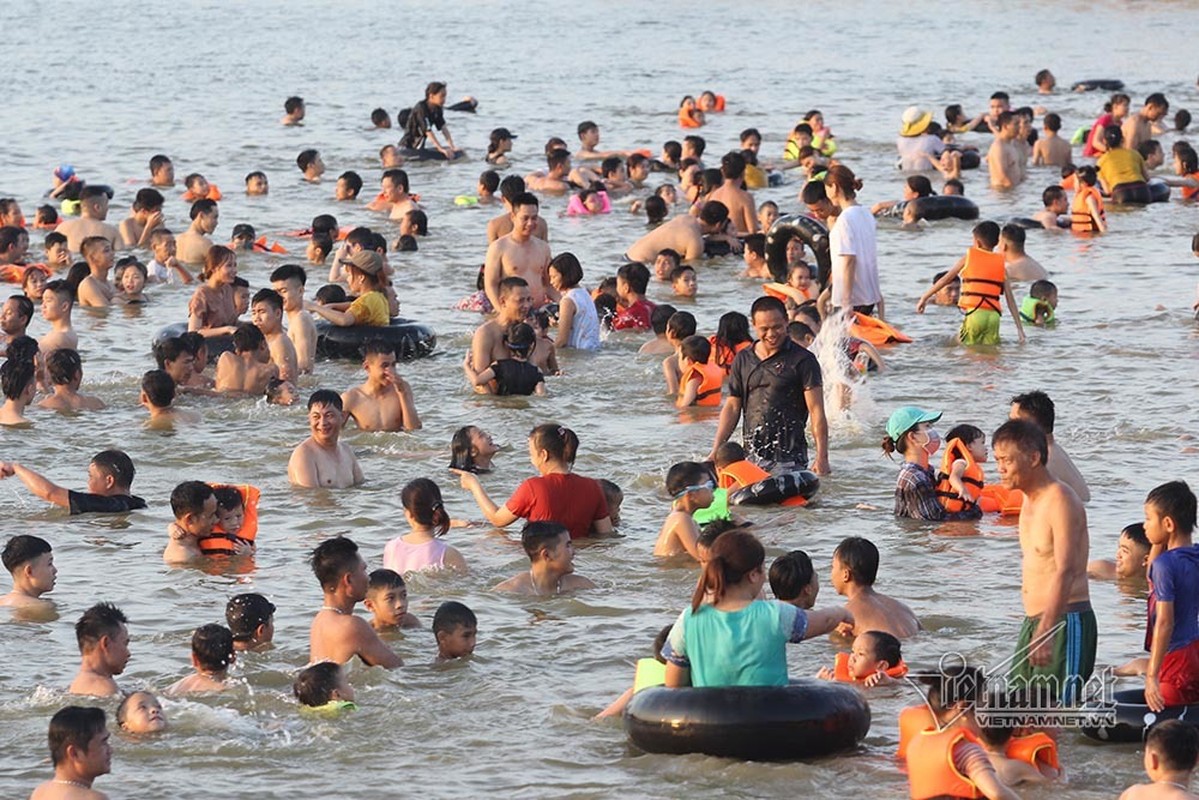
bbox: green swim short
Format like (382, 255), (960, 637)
(958, 309), (1001, 345)
(1009, 604), (1097, 706)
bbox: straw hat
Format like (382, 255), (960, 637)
(900, 106), (933, 137)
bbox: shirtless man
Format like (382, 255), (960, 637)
(270, 264), (316, 374)
(987, 112), (1026, 189)
(341, 340), (421, 432)
(139, 369), (199, 429)
(176, 199), (218, 266)
(215, 324), (278, 397)
(39, 349), (104, 413)
(707, 151), (759, 235)
(1123, 93), (1169, 152)
(999, 225), (1048, 282)
(250, 288), (298, 383)
(288, 390), (363, 489)
(149, 154), (175, 187)
(369, 170), (419, 220)
(1032, 186), (1069, 231)
(469, 277), (532, 386)
(626, 200), (732, 264)
(76, 237), (116, 308)
(993, 418), (1093, 705)
(117, 188), (165, 250)
(29, 706), (113, 800)
(494, 521), (596, 595)
(830, 536), (921, 639)
(487, 176), (549, 242)
(57, 185), (118, 253)
(307, 536), (402, 668)
(1, 295), (31, 354)
(575, 120), (632, 162)
(483, 193), (554, 309)
(68, 602), (130, 697)
(1010, 390), (1091, 503)
(525, 150), (577, 195)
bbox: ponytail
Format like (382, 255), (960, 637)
(400, 478), (450, 537)
(823, 164), (862, 199)
(690, 531), (764, 612)
(529, 422), (579, 466)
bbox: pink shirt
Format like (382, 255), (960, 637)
(383, 537), (449, 574)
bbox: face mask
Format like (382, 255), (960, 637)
(922, 428), (942, 456)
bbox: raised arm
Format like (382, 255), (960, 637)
(2, 461), (69, 508)
(453, 470), (519, 527)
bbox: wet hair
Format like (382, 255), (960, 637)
(244, 170), (267, 186)
(499, 174), (526, 202)
(79, 236), (109, 263)
(1121, 522), (1150, 550)
(548, 252), (583, 288)
(189, 198), (218, 220)
(503, 321), (536, 356)
(1104, 92), (1131, 113)
(600, 156), (623, 179)
(1042, 185), (1066, 208)
(170, 480), (214, 521)
(424, 81), (446, 99)
(521, 520), (569, 559)
(141, 369), (176, 408)
(644, 195), (668, 224)
(691, 530), (764, 612)
(1010, 390), (1055, 433)
(404, 209), (428, 236)
(800, 180), (829, 205)
(338, 171), (363, 197)
(1076, 164), (1099, 187)
(1175, 109), (1192, 132)
(91, 449), (135, 489)
(1146, 481), (1197, 535)
(479, 170), (501, 194)
(370, 107), (390, 126)
(750, 295), (787, 321)
(149, 154), (173, 174)
(2, 534), (51, 573)
(432, 601), (477, 636)
(251, 287), (284, 315)
(577, 120), (598, 138)
(1029, 279), (1057, 301)
(1147, 719), (1199, 772)
(5, 293), (33, 327)
(743, 232), (766, 260)
(368, 568), (405, 596)
(401, 478), (451, 537)
(617, 261), (649, 295)
(998, 225), (1026, 251)
(512, 191), (539, 212)
(4, 335), (37, 367)
(945, 424), (985, 449)
(768, 550), (815, 602)
(719, 151), (747, 181)
(834, 536), (879, 586)
(226, 593), (275, 641)
(823, 164), (862, 198)
(594, 293), (617, 327)
(906, 175), (934, 197)
(529, 423), (578, 465)
(679, 334), (711, 364)
(661, 140), (682, 163)
(75, 601), (127, 652)
(198, 245), (234, 282)
(943, 178), (965, 194)
(306, 388), (343, 412)
(293, 661), (340, 707)
(698, 200), (728, 227)
(991, 418), (1049, 466)
(449, 426), (484, 472)
(699, 168), (723, 195)
(232, 322), (266, 354)
(923, 664), (984, 715)
(861, 630), (902, 668)
(284, 96), (304, 114)
(599, 478), (622, 510)
(669, 264), (695, 284)
(788, 321), (815, 343)
(649, 303), (677, 335)
(683, 134), (706, 158)
(0, 358), (35, 400)
(665, 461), (711, 500)
(970, 220), (1000, 249)
(191, 623), (235, 673)
(713, 441), (747, 468)
(132, 187), (165, 213)
(296, 149), (320, 173)
(309, 536), (361, 591)
(498, 276), (529, 301)
(665, 310), (697, 340)
(48, 706), (107, 766)
(213, 487), (243, 517)
(1178, 147), (1199, 174)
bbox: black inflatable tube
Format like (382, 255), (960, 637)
(1006, 217), (1048, 230)
(728, 470), (820, 506)
(1071, 79), (1125, 92)
(315, 318), (437, 361)
(1110, 180), (1170, 205)
(765, 215), (832, 286)
(908, 195), (980, 222)
(625, 679), (871, 760)
(1081, 688), (1199, 743)
(151, 322), (233, 356)
(947, 149), (981, 170)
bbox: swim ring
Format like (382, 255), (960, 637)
(907, 195), (980, 222)
(315, 318), (437, 361)
(728, 470), (820, 507)
(765, 215), (832, 286)
(1081, 688), (1199, 743)
(1071, 79), (1125, 92)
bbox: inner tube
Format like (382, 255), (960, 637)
(446, 98), (478, 113)
(151, 322), (234, 356)
(728, 470), (820, 507)
(1071, 79), (1125, 92)
(907, 195), (980, 222)
(397, 147), (465, 163)
(765, 215), (832, 286)
(1110, 180), (1170, 205)
(703, 238), (732, 258)
(314, 318), (436, 361)
(625, 679), (870, 761)
(1006, 217), (1048, 230)
(1081, 688), (1199, 743)
(943, 146), (981, 170)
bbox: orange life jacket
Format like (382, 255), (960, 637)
(898, 704), (936, 760)
(1004, 731), (1059, 771)
(707, 336), (751, 372)
(182, 185), (223, 202)
(831, 651), (909, 683)
(32, 218), (58, 230)
(1182, 172), (1199, 201)
(0, 262), (50, 284)
(681, 361), (724, 406)
(906, 726), (984, 799)
(978, 485), (1025, 516)
(1070, 184), (1106, 232)
(198, 484), (260, 555)
(713, 94), (726, 112)
(957, 248), (1006, 315)
(1060, 173), (1078, 191)
(762, 283), (815, 305)
(717, 460), (808, 507)
(253, 236), (288, 254)
(850, 311), (913, 345)
(678, 107), (703, 128)
(935, 437), (984, 513)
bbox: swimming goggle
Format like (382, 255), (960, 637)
(673, 480), (715, 499)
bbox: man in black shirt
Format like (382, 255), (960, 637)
(709, 296), (830, 474)
(1, 449), (147, 515)
(400, 81), (462, 160)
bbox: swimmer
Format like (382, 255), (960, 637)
(245, 170), (269, 196)
(378, 170), (422, 221)
(38, 349), (103, 412)
(613, 262), (655, 330)
(653, 461), (714, 561)
(29, 706), (113, 800)
(76, 236), (116, 307)
(999, 224), (1048, 283)
(548, 252), (601, 351)
(22, 264), (50, 302)
(483, 192), (554, 310)
(1, 295), (32, 354)
(0, 357), (37, 425)
(294, 661), (356, 711)
(1, 534), (56, 611)
(270, 264), (316, 374)
(116, 259), (148, 304)
(758, 200), (779, 233)
(638, 304), (676, 356)
(595, 624), (673, 719)
(118, 188), (165, 249)
(1009, 390), (1090, 503)
(987, 111), (1027, 189)
(434, 602), (478, 662)
(68, 602), (130, 696)
(495, 521), (596, 595)
(150, 153), (175, 187)
(399, 209), (428, 238)
(164, 481), (218, 564)
(341, 340), (422, 432)
(379, 144), (404, 169)
(1119, 719), (1199, 799)
(226, 593), (276, 651)
(469, 277), (532, 384)
(335, 171), (362, 202)
(182, 173), (221, 202)
(472, 322), (545, 396)
(0, 449), (146, 514)
(215, 323), (279, 397)
(308, 536), (403, 667)
(282, 95), (305, 126)
(488, 175), (551, 242)
(659, 310), (696, 395)
(448, 425), (499, 473)
(769, 549), (820, 609)
(670, 265), (697, 298)
(476, 169), (500, 204)
(1034, 185), (1069, 230)
(676, 336), (721, 407)
(364, 569), (421, 631)
(166, 624), (236, 695)
(1123, 93), (1170, 152)
(816, 630), (905, 687)
(974, 697), (1060, 786)
(57, 184), (118, 253)
(371, 107), (391, 129)
(288, 390), (363, 489)
(625, 200), (733, 263)
(741, 234), (770, 279)
(486, 127), (516, 166)
(575, 120), (633, 163)
(249, 289), (298, 384)
(177, 199), (218, 266)
(117, 691), (167, 734)
(1020, 279), (1058, 327)
(146, 229), (193, 284)
(297, 149), (326, 182)
(1032, 113), (1072, 168)
(830, 536), (920, 639)
(1089, 523), (1151, 582)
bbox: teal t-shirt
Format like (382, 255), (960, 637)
(664, 600), (807, 687)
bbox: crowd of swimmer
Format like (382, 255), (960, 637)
(3, 74), (1199, 799)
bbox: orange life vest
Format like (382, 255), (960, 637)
(1070, 184), (1106, 232)
(831, 651), (909, 682)
(182, 185), (223, 202)
(32, 218), (59, 230)
(978, 485), (1025, 516)
(957, 248), (1006, 315)
(0, 262), (50, 284)
(1182, 172), (1199, 201)
(935, 437), (984, 513)
(717, 460), (808, 507)
(898, 704), (936, 760)
(850, 311), (913, 345)
(1004, 731), (1059, 771)
(1060, 173), (1078, 191)
(906, 726), (984, 799)
(253, 236), (288, 254)
(762, 283), (815, 305)
(678, 107), (703, 128)
(707, 336), (751, 372)
(198, 484), (260, 555)
(681, 361), (724, 406)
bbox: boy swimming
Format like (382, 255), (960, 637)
(364, 568), (421, 631)
(166, 624), (237, 695)
(433, 601), (478, 661)
(1, 534), (56, 610)
(495, 521), (596, 595)
(226, 593), (276, 651)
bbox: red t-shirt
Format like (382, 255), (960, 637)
(612, 299), (656, 331)
(505, 473), (609, 539)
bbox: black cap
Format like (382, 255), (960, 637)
(231, 223), (256, 239)
(226, 593), (276, 640)
(490, 127), (517, 142)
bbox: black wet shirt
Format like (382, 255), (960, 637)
(401, 100), (445, 149)
(727, 339), (823, 467)
(491, 359), (543, 396)
(68, 491), (147, 515)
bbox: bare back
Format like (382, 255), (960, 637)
(626, 216), (704, 263)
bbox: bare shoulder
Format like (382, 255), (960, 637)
(494, 573), (528, 593)
(565, 573), (597, 590)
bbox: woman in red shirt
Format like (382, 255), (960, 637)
(454, 424), (615, 539)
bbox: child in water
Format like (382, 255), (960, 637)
(117, 690), (168, 733)
(472, 322), (546, 396)
(294, 661), (356, 712)
(433, 601), (478, 662)
(166, 624), (236, 695)
(117, 260), (148, 303)
(1020, 279), (1058, 327)
(383, 478), (468, 575)
(1119, 719), (1199, 799)
(364, 569), (421, 630)
(654, 461), (714, 560)
(449, 425), (499, 473)
(1088, 522), (1150, 582)
(768, 549), (820, 609)
(816, 630), (907, 686)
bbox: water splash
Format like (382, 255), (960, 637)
(810, 311), (878, 439)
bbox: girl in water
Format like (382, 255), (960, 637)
(548, 253), (601, 351)
(449, 425), (499, 473)
(883, 406), (981, 521)
(187, 246), (239, 338)
(383, 478), (468, 575)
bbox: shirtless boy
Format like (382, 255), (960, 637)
(270, 264), (316, 374)
(76, 237), (116, 307)
(993, 418), (1094, 705)
(68, 602), (130, 696)
(1033, 186), (1069, 230)
(250, 288), (298, 383)
(487, 176), (550, 242)
(707, 151), (759, 235)
(575, 120), (632, 162)
(0, 358), (36, 425)
(29, 706), (112, 800)
(166, 624), (236, 695)
(468, 277), (532, 386)
(38, 350), (104, 412)
(39, 281), (78, 354)
(215, 323), (279, 397)
(176, 199), (219, 266)
(625, 200), (731, 263)
(830, 536), (921, 639)
(57, 185), (118, 253)
(1, 534), (56, 611)
(495, 521), (597, 595)
(297, 149), (325, 182)
(308, 536), (403, 667)
(341, 340), (421, 432)
(282, 95), (305, 125)
(483, 192), (554, 309)
(987, 112), (1026, 189)
(149, 153), (175, 187)
(140, 369), (199, 429)
(118, 188), (165, 249)
(288, 390), (364, 489)
(1032, 113), (1073, 168)
(1000, 225), (1049, 282)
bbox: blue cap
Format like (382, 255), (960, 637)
(886, 406), (942, 441)
(54, 165), (75, 181)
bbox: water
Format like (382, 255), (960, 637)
(2, 1), (1199, 797)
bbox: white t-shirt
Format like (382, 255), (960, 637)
(829, 204), (882, 309)
(895, 134), (945, 172)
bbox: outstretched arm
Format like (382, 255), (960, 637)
(1, 462), (69, 508)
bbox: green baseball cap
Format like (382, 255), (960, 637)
(886, 406), (942, 441)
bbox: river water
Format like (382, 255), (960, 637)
(2, 1), (1199, 797)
